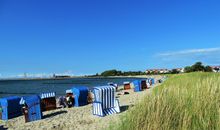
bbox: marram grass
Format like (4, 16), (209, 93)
(110, 72), (220, 130)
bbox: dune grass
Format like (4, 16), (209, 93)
(110, 72), (220, 130)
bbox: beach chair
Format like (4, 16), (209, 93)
(66, 86), (88, 107)
(133, 80), (148, 92)
(151, 78), (155, 85)
(147, 78), (155, 86)
(40, 92), (56, 111)
(0, 96), (22, 120)
(20, 95), (42, 123)
(123, 82), (131, 90)
(93, 86), (120, 117)
(108, 82), (118, 91)
(141, 80), (148, 89)
(133, 80), (142, 92)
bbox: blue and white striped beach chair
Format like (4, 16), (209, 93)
(93, 86), (120, 117)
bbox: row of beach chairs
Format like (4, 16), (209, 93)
(0, 78), (156, 123)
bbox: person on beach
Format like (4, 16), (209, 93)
(87, 91), (94, 103)
(66, 95), (74, 108)
(58, 96), (68, 108)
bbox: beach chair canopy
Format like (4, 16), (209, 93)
(123, 81), (130, 85)
(133, 80), (142, 92)
(0, 96), (22, 120)
(123, 81), (131, 90)
(20, 95), (42, 122)
(107, 82), (118, 87)
(93, 86), (120, 117)
(66, 86), (88, 107)
(40, 92), (56, 99)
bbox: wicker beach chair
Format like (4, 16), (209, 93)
(0, 96), (22, 120)
(20, 95), (42, 123)
(40, 92), (56, 111)
(66, 86), (89, 107)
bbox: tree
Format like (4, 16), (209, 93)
(100, 69), (146, 76)
(116, 71), (123, 75)
(101, 69), (118, 76)
(204, 66), (213, 72)
(184, 66), (192, 73)
(191, 62), (205, 72)
(171, 69), (179, 74)
(184, 62), (214, 73)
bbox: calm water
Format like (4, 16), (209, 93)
(0, 77), (146, 98)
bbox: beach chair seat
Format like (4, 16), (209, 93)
(93, 99), (120, 117)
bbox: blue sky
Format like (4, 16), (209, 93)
(0, 0), (220, 77)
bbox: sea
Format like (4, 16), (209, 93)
(0, 77), (146, 98)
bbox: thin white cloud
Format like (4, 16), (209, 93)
(158, 47), (220, 56)
(155, 47), (220, 66)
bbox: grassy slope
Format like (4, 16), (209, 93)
(110, 72), (220, 130)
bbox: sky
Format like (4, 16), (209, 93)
(0, 0), (220, 77)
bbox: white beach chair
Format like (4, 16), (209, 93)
(92, 86), (120, 117)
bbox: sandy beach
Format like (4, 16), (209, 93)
(0, 76), (162, 130)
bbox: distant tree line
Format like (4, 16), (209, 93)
(89, 62), (216, 77)
(184, 62), (213, 73)
(95, 69), (146, 77)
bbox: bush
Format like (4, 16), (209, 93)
(184, 62), (213, 72)
(204, 66), (213, 72)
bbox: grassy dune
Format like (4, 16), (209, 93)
(110, 72), (220, 130)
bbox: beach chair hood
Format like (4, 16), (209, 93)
(66, 86), (89, 107)
(133, 80), (142, 92)
(0, 96), (22, 120)
(20, 95), (42, 122)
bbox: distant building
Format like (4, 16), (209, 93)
(174, 68), (184, 73)
(53, 74), (71, 78)
(210, 66), (220, 72)
(146, 68), (185, 74)
(146, 69), (170, 74)
(146, 66), (220, 74)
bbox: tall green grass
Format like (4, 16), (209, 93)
(110, 72), (220, 130)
